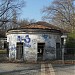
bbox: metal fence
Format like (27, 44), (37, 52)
(64, 48), (75, 60)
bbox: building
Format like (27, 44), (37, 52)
(6, 21), (67, 62)
(0, 30), (7, 49)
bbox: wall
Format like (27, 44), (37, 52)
(7, 33), (61, 62)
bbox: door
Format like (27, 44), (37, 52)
(16, 42), (23, 59)
(56, 43), (62, 59)
(37, 43), (45, 61)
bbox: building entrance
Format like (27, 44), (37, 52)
(37, 43), (45, 61)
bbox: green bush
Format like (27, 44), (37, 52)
(66, 31), (75, 54)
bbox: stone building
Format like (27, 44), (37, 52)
(6, 21), (67, 62)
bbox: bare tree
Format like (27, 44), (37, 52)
(42, 0), (75, 31)
(0, 0), (25, 30)
(29, 19), (36, 24)
(19, 18), (36, 27)
(19, 19), (30, 26)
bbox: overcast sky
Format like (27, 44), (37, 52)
(20, 0), (53, 21)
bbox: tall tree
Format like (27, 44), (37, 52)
(42, 0), (75, 31)
(0, 0), (25, 30)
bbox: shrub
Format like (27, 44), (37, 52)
(66, 31), (75, 54)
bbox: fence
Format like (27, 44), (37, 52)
(64, 48), (75, 60)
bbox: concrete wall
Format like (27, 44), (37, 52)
(7, 33), (61, 62)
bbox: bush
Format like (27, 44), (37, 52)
(66, 31), (75, 54)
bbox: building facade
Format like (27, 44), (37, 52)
(6, 22), (66, 62)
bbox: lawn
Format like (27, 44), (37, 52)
(0, 49), (7, 54)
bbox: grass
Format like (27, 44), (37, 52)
(0, 49), (7, 54)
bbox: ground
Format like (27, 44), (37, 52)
(0, 63), (74, 75)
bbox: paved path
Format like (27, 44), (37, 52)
(0, 63), (41, 75)
(41, 64), (55, 75)
(0, 63), (74, 75)
(53, 64), (75, 75)
(41, 64), (75, 75)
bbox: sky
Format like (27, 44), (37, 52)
(20, 0), (53, 21)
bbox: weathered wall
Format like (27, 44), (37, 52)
(7, 33), (61, 62)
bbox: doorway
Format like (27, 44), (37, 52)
(16, 42), (23, 59)
(56, 43), (61, 59)
(37, 43), (45, 61)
